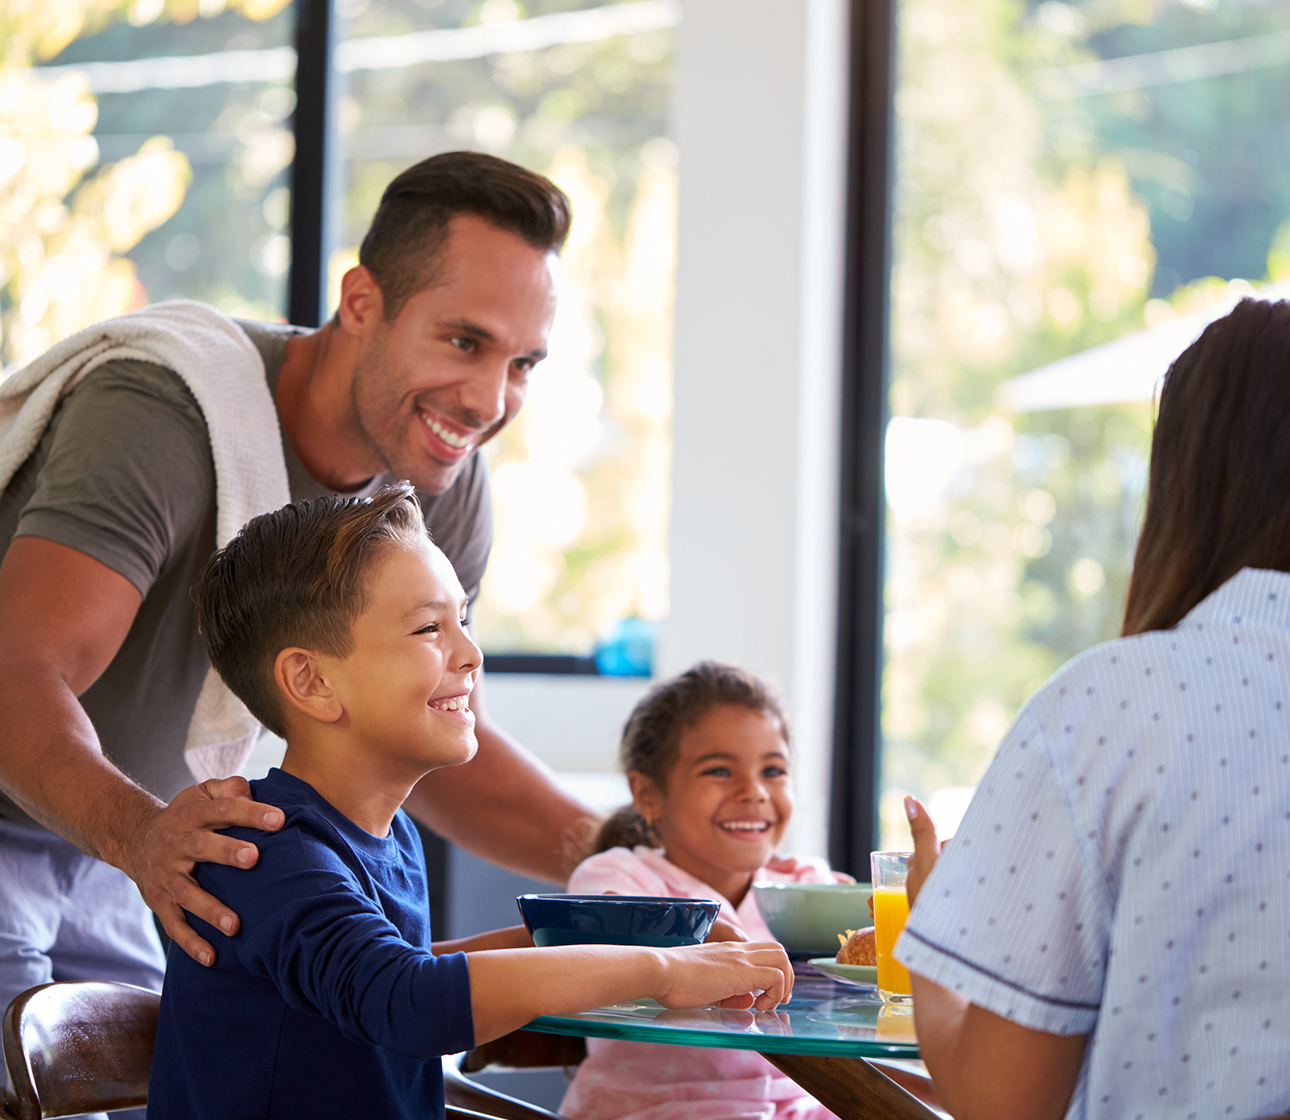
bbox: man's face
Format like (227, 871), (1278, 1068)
(350, 214), (558, 494)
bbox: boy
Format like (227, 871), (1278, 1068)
(148, 483), (793, 1118)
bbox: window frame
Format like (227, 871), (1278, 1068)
(829, 0), (896, 871)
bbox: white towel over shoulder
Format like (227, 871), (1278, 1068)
(0, 300), (291, 783)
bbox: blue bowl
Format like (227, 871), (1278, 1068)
(517, 894), (720, 948)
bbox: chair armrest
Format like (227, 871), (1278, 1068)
(461, 1030), (586, 1073)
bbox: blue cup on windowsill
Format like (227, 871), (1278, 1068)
(594, 617), (657, 677)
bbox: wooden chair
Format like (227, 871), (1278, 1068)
(446, 1029), (587, 1120)
(2, 981), (159, 1120)
(1, 981), (572, 1120)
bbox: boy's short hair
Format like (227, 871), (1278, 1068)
(359, 151), (572, 320)
(193, 482), (429, 737)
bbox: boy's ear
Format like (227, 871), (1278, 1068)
(627, 771), (663, 826)
(274, 648), (343, 725)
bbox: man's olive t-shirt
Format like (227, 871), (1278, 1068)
(0, 321), (492, 827)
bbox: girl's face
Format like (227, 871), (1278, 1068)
(630, 704), (793, 902)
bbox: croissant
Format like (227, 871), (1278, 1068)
(835, 926), (877, 966)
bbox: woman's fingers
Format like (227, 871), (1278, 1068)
(905, 795), (940, 906)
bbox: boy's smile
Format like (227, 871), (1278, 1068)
(322, 540), (481, 774)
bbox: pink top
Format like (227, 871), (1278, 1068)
(558, 846), (842, 1120)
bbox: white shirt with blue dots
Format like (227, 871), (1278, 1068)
(897, 566), (1290, 1120)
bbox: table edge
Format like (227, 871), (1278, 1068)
(524, 1015), (920, 1060)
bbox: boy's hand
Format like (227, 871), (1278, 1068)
(652, 941), (794, 1012)
(127, 777), (284, 967)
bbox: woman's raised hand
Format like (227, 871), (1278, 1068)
(652, 941), (794, 1012)
(905, 795), (941, 907)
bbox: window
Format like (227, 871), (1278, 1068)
(877, 0), (1290, 848)
(23, 0), (296, 357)
(20, 0), (678, 668)
(333, 0), (679, 660)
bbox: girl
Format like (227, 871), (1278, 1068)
(895, 298), (1290, 1120)
(559, 661), (845, 1120)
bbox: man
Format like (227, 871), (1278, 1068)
(0, 152), (598, 995)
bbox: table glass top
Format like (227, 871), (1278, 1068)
(526, 966), (920, 1059)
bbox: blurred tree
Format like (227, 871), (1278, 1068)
(883, 0), (1290, 845)
(331, 0), (676, 655)
(0, 0), (291, 367)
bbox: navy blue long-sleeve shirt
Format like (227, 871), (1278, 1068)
(148, 768), (474, 1118)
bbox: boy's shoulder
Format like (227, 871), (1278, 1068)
(203, 769), (424, 895)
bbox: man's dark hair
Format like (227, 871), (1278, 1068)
(193, 482), (429, 737)
(1124, 298), (1290, 635)
(359, 151), (572, 320)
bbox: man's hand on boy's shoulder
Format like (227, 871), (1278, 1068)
(126, 776), (285, 969)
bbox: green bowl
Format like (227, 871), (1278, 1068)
(751, 882), (874, 957)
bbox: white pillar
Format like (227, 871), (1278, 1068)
(663, 0), (849, 856)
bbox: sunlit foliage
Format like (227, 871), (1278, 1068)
(0, 0), (290, 368)
(881, 0), (1290, 846)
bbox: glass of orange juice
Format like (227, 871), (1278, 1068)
(869, 851), (913, 1004)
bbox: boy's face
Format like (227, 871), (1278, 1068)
(323, 539), (481, 773)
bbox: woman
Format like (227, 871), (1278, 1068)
(896, 298), (1290, 1120)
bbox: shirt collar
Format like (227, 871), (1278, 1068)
(1181, 566), (1290, 631)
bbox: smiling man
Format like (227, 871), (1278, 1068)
(0, 153), (599, 1009)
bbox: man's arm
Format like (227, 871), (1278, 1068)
(402, 671), (600, 883)
(0, 537), (284, 965)
(432, 925), (532, 954)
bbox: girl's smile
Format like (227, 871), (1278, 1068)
(630, 703), (793, 908)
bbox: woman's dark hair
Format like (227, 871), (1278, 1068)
(594, 661), (790, 853)
(1123, 298), (1290, 636)
(359, 151), (572, 320)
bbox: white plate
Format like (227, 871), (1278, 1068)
(808, 958), (879, 986)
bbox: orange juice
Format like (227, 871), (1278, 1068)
(872, 886), (912, 1000)
(875, 1003), (917, 1042)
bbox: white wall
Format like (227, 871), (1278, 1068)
(246, 2), (853, 857)
(487, 0), (851, 858)
(659, 0), (849, 856)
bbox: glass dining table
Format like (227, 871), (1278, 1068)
(521, 967), (942, 1120)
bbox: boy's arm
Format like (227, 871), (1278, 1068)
(465, 940), (795, 1046)
(219, 822), (792, 1059)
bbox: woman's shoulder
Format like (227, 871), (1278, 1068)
(1020, 627), (1190, 728)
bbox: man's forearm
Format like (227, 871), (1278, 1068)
(0, 659), (162, 868)
(403, 710), (600, 884)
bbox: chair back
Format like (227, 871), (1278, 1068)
(2, 981), (159, 1120)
